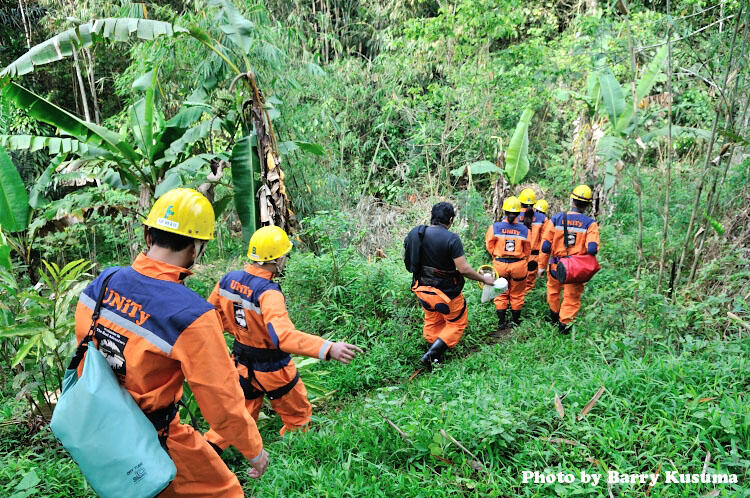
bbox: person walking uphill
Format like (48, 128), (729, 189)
(516, 188), (545, 295)
(205, 226), (362, 445)
(523, 197), (552, 294)
(538, 185), (600, 334)
(73, 188), (268, 498)
(485, 197), (531, 331)
(404, 202), (494, 369)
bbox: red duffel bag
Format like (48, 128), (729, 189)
(555, 254), (600, 284)
(553, 211), (601, 284)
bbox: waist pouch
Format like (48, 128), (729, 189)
(554, 254), (601, 284)
(51, 343), (176, 498)
(418, 266), (464, 298)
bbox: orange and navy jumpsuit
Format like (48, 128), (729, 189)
(519, 210), (552, 294)
(74, 254), (263, 498)
(485, 218), (531, 311)
(411, 278), (468, 348)
(205, 264), (333, 443)
(538, 211), (600, 324)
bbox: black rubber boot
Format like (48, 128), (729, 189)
(511, 309), (522, 327)
(496, 309), (507, 330)
(420, 338), (449, 370)
(547, 309), (560, 325)
(558, 321), (571, 335)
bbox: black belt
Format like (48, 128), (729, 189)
(145, 403), (178, 432)
(531, 250), (539, 255)
(239, 372), (300, 401)
(233, 340), (290, 365)
(495, 257), (521, 263)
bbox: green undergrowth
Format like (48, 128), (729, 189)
(2, 190), (749, 496)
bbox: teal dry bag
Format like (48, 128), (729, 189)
(50, 272), (176, 497)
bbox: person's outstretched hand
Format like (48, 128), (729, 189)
(248, 449), (269, 479)
(482, 274), (495, 286)
(328, 342), (363, 364)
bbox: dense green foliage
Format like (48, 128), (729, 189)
(1, 0), (749, 496)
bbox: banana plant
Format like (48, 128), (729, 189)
(1, 0), (319, 239)
(504, 108), (535, 186)
(593, 45), (669, 192)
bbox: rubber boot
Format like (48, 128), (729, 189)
(558, 321), (571, 335)
(547, 309), (560, 325)
(496, 309), (507, 331)
(420, 338), (449, 370)
(511, 309), (522, 327)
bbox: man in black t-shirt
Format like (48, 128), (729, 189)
(404, 202), (494, 368)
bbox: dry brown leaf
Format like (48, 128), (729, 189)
(408, 369), (422, 381)
(585, 457), (601, 465)
(577, 386), (606, 421)
(698, 397), (716, 403)
(546, 437), (579, 446)
(702, 490), (720, 497)
(554, 394), (565, 419)
(702, 451), (711, 475)
(645, 463), (662, 496)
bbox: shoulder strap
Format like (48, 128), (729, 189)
(563, 212), (570, 256)
(67, 270), (118, 371)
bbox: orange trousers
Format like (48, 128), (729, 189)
(524, 255), (538, 294)
(492, 260), (528, 311)
(546, 263), (585, 324)
(160, 417), (244, 497)
(412, 285), (468, 348)
(206, 360), (311, 446)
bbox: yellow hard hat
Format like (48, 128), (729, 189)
(502, 196), (522, 213)
(518, 188), (537, 205)
(571, 184), (593, 202)
(534, 199), (549, 213)
(247, 225), (293, 261)
(143, 188), (215, 240)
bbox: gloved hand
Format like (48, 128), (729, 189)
(537, 267), (545, 278)
(527, 260), (538, 271)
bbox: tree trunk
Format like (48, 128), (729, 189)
(82, 48), (101, 124)
(71, 47), (91, 122)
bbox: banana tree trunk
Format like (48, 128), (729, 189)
(245, 72), (296, 234)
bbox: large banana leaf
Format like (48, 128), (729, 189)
(597, 64), (626, 129)
(231, 135), (259, 245)
(615, 45), (669, 134)
(504, 109), (534, 185)
(2, 82), (140, 163)
(0, 145), (29, 233)
(596, 135), (625, 191)
(0, 134), (108, 158)
(162, 119), (222, 163)
(1, 18), (187, 77)
(29, 155), (67, 210)
(130, 70), (158, 159)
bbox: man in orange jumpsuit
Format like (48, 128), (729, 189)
(74, 188), (268, 497)
(538, 185), (600, 334)
(205, 226), (362, 444)
(405, 202), (494, 369)
(485, 196), (531, 330)
(521, 198), (551, 294)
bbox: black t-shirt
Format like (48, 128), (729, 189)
(421, 225), (464, 271)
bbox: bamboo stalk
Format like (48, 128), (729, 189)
(657, 0), (674, 294)
(623, 1), (643, 280)
(687, 10), (750, 286)
(674, 5), (744, 292)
